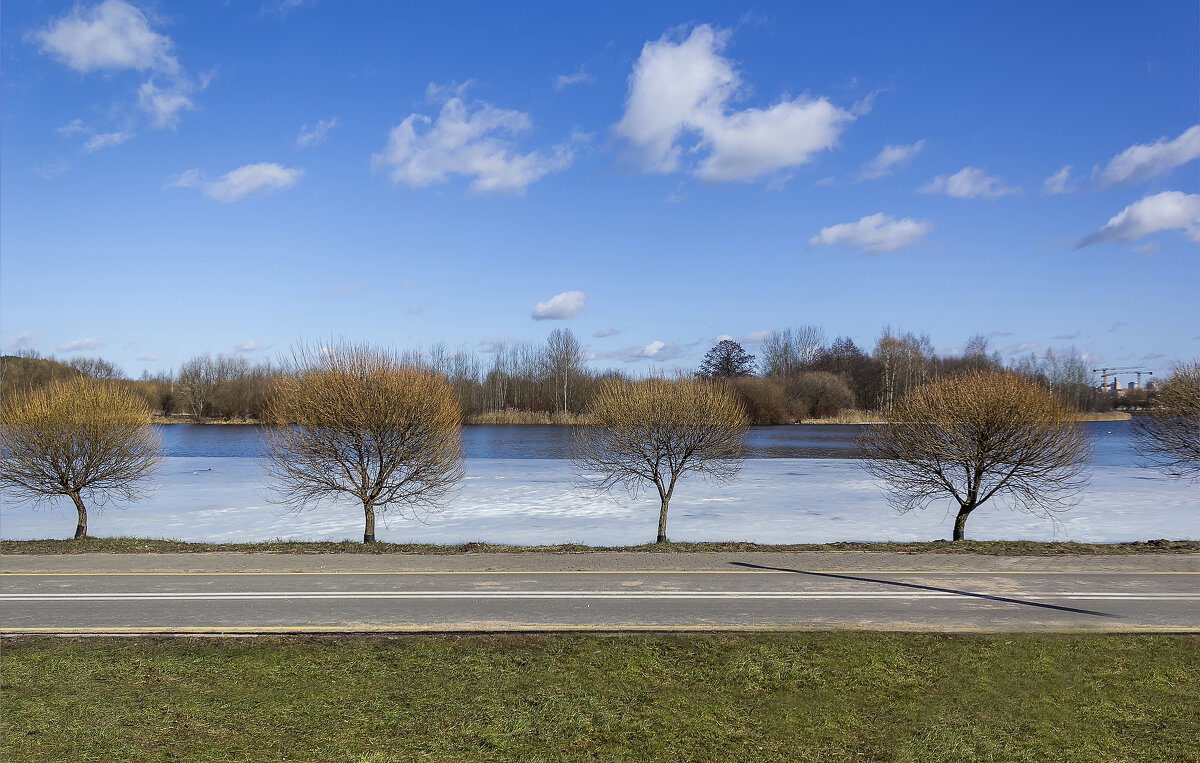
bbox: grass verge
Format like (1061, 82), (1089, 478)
(2, 633), (1196, 762)
(2, 537), (1196, 555)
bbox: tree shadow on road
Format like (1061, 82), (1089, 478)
(729, 561), (1119, 619)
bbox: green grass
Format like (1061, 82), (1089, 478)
(2, 634), (1196, 761)
(2, 536), (1197, 556)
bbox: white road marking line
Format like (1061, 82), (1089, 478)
(2, 591), (1196, 602)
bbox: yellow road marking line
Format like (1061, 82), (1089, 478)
(1, 570), (1196, 577)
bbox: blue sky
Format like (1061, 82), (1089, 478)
(3, 1), (1198, 379)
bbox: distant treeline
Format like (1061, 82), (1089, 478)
(0, 325), (1113, 424)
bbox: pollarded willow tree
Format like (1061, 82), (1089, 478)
(859, 370), (1092, 541)
(1133, 361), (1200, 480)
(262, 344), (465, 543)
(0, 376), (162, 539)
(573, 376), (749, 543)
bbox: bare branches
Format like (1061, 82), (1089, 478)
(262, 343), (465, 542)
(1133, 361), (1200, 480)
(0, 376), (161, 538)
(573, 376), (748, 543)
(859, 370), (1092, 541)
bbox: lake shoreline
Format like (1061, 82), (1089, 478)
(3, 537), (1195, 556)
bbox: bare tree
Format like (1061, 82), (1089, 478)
(859, 370), (1092, 541)
(573, 376), (749, 543)
(262, 344), (464, 543)
(0, 376), (161, 539)
(1133, 361), (1200, 479)
(546, 328), (584, 413)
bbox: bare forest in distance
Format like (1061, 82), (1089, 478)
(0, 326), (1122, 426)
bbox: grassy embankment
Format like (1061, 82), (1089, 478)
(3, 633), (1196, 761)
(2, 537), (1196, 555)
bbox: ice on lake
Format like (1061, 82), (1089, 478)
(2, 457), (1196, 545)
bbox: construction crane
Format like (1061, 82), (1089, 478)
(1091, 367), (1153, 392)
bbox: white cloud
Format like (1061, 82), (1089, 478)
(372, 89), (574, 195)
(297, 117), (339, 148)
(83, 131), (134, 152)
(532, 290), (587, 321)
(1095, 125), (1200, 187)
(478, 336), (510, 354)
(137, 79), (195, 129)
(32, 0), (179, 74)
(58, 337), (104, 352)
(34, 1), (203, 132)
(593, 328), (621, 338)
(235, 340), (267, 353)
(5, 332), (38, 350)
(741, 330), (773, 344)
(919, 167), (1021, 199)
(858, 140), (925, 181)
(32, 159), (72, 179)
(171, 163), (304, 203)
(600, 340), (682, 363)
(553, 69), (593, 91)
(614, 24), (853, 184)
(808, 212), (933, 255)
(1077, 191), (1200, 247)
(1043, 165), (1074, 194)
(1132, 240), (1162, 256)
(57, 119), (87, 136)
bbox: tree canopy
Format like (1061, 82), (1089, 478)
(859, 370), (1092, 541)
(573, 376), (748, 543)
(263, 344), (465, 543)
(699, 340), (755, 378)
(0, 376), (161, 539)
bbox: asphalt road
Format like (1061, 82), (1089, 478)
(2, 552), (1197, 634)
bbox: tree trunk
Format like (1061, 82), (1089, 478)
(363, 502), (376, 543)
(656, 495), (670, 544)
(953, 504), (974, 541)
(69, 491), (88, 539)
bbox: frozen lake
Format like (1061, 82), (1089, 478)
(2, 423), (1196, 544)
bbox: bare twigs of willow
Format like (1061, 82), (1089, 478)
(0, 377), (161, 539)
(1133, 361), (1200, 480)
(262, 344), (464, 543)
(573, 376), (749, 543)
(859, 370), (1092, 541)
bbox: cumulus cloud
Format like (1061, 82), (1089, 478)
(1095, 125), (1200, 187)
(858, 140), (925, 181)
(170, 163), (304, 203)
(532, 290), (587, 321)
(83, 131), (134, 152)
(58, 337), (104, 352)
(33, 1), (200, 131)
(1076, 191), (1200, 248)
(372, 87), (574, 195)
(1043, 165), (1074, 194)
(808, 212), (933, 255)
(235, 340), (267, 353)
(554, 69), (593, 91)
(614, 24), (853, 184)
(297, 117), (339, 148)
(32, 0), (179, 74)
(919, 167), (1021, 199)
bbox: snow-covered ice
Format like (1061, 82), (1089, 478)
(1, 457), (1196, 544)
